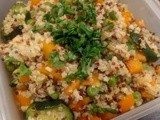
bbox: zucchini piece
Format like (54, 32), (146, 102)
(26, 100), (73, 120)
(2, 25), (23, 42)
(12, 2), (27, 14)
(143, 46), (158, 62)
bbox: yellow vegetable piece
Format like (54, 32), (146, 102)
(70, 97), (91, 112)
(81, 73), (100, 87)
(98, 113), (118, 120)
(39, 63), (62, 81)
(95, 0), (104, 5)
(118, 94), (134, 113)
(31, 0), (41, 7)
(64, 79), (80, 96)
(42, 41), (57, 60)
(122, 12), (133, 25)
(136, 51), (147, 62)
(15, 94), (31, 106)
(19, 75), (30, 83)
(135, 19), (145, 28)
(150, 79), (156, 86)
(126, 58), (142, 74)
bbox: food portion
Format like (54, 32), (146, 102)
(0, 0), (160, 119)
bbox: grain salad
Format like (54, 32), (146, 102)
(0, 0), (160, 120)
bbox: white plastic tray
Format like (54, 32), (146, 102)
(0, 0), (160, 120)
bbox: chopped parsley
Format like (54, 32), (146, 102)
(48, 52), (66, 67)
(14, 62), (31, 77)
(43, 0), (104, 81)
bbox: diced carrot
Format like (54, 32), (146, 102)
(135, 19), (145, 28)
(31, 0), (41, 7)
(15, 94), (31, 106)
(16, 85), (28, 91)
(136, 51), (147, 62)
(39, 63), (62, 81)
(81, 73), (100, 87)
(19, 75), (30, 83)
(126, 58), (142, 74)
(150, 79), (156, 86)
(90, 115), (101, 120)
(98, 113), (118, 120)
(118, 94), (134, 113)
(42, 41), (57, 60)
(70, 97), (91, 112)
(64, 79), (80, 96)
(95, 0), (104, 5)
(122, 12), (133, 25)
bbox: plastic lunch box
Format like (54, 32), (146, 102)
(0, 0), (160, 120)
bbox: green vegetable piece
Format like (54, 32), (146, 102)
(130, 32), (141, 45)
(126, 77), (132, 85)
(50, 92), (59, 99)
(63, 51), (78, 61)
(48, 52), (66, 67)
(2, 26), (23, 42)
(65, 7), (74, 15)
(105, 53), (114, 61)
(14, 63), (31, 77)
(108, 76), (118, 87)
(87, 86), (100, 97)
(4, 57), (16, 72)
(26, 100), (74, 120)
(143, 46), (158, 62)
(10, 78), (18, 87)
(12, 2), (26, 14)
(126, 41), (137, 50)
(91, 104), (116, 114)
(6, 64), (15, 72)
(109, 11), (118, 20)
(133, 91), (142, 101)
(103, 20), (114, 30)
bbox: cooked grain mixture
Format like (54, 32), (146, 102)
(0, 0), (160, 120)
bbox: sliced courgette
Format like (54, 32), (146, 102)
(1, 25), (23, 42)
(143, 46), (158, 62)
(26, 100), (73, 120)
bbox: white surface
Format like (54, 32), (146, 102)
(0, 0), (160, 120)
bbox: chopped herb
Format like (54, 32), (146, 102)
(105, 53), (114, 61)
(48, 52), (66, 67)
(103, 20), (115, 30)
(63, 51), (78, 61)
(143, 46), (158, 62)
(126, 41), (137, 50)
(10, 78), (18, 87)
(130, 32), (141, 45)
(14, 63), (31, 77)
(44, 0), (103, 81)
(109, 11), (118, 21)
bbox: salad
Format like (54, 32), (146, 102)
(0, 0), (160, 120)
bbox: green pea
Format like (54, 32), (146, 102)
(50, 92), (59, 99)
(87, 86), (100, 97)
(6, 64), (15, 72)
(108, 76), (117, 87)
(133, 91), (142, 101)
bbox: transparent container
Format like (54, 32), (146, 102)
(0, 0), (160, 120)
